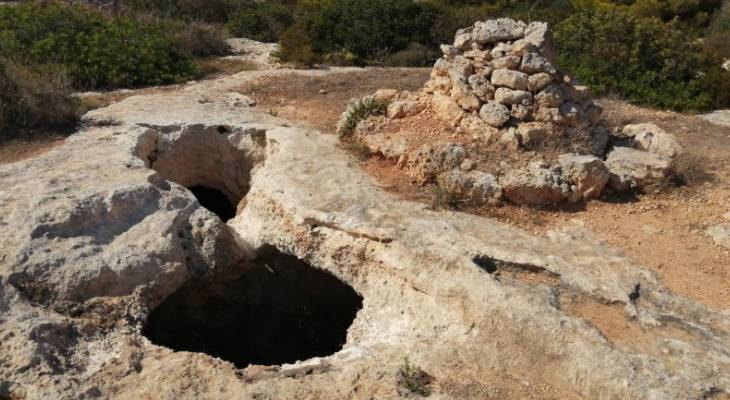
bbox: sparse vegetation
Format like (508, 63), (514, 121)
(337, 98), (388, 138)
(339, 140), (372, 162)
(379, 43), (438, 67)
(396, 358), (433, 397)
(672, 152), (713, 186)
(164, 20), (231, 58)
(195, 58), (255, 78)
(430, 185), (462, 211)
(0, 59), (78, 132)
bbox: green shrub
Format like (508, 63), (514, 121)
(0, 59), (77, 132)
(0, 1), (197, 89)
(304, 0), (437, 59)
(379, 43), (438, 67)
(226, 1), (293, 42)
(164, 20), (231, 57)
(275, 22), (319, 66)
(429, 3), (502, 46)
(125, 0), (237, 23)
(555, 9), (711, 110)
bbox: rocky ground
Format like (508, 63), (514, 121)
(1, 35), (729, 399)
(239, 69), (730, 312)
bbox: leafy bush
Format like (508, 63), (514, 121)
(0, 59), (77, 132)
(125, 0), (237, 23)
(164, 20), (231, 57)
(555, 9), (711, 110)
(276, 22), (318, 66)
(379, 43), (438, 67)
(572, 0), (721, 21)
(304, 0), (437, 59)
(0, 2), (197, 89)
(227, 1), (294, 42)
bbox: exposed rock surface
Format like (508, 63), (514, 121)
(224, 38), (280, 68)
(1, 64), (727, 400)
(702, 110), (730, 128)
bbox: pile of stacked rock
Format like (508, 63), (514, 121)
(340, 18), (683, 207)
(423, 18), (603, 142)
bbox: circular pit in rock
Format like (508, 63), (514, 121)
(142, 246), (364, 368)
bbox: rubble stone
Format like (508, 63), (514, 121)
(480, 101), (511, 127)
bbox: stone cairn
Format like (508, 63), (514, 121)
(424, 18), (602, 136)
(342, 18), (683, 207)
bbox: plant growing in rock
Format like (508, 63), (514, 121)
(336, 98), (388, 138)
(396, 358), (433, 397)
(430, 185), (462, 211)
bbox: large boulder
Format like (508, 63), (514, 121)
(436, 170), (503, 205)
(558, 153), (610, 202)
(605, 147), (674, 192)
(451, 81), (481, 111)
(360, 133), (408, 159)
(453, 26), (474, 50)
(527, 72), (553, 92)
(500, 161), (569, 205)
(406, 143), (466, 184)
(472, 18), (526, 44)
(622, 123), (683, 159)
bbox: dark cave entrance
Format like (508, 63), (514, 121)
(142, 247), (364, 368)
(188, 185), (237, 222)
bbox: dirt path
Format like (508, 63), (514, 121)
(239, 71), (730, 311)
(238, 68), (431, 133)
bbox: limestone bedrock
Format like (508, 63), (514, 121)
(0, 67), (728, 400)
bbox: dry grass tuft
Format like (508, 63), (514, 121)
(0, 59), (78, 133)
